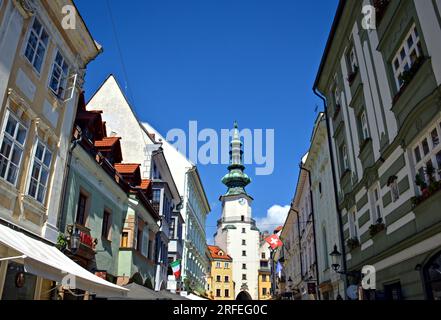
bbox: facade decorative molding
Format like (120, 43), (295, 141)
(13, 0), (37, 18)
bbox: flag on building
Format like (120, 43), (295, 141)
(276, 261), (283, 278)
(265, 234), (283, 250)
(170, 260), (181, 279)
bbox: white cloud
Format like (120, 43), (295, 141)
(256, 205), (290, 233)
(206, 237), (214, 246)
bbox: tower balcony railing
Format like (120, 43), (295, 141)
(217, 216), (257, 227)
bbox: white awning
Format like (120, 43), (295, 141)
(0, 224), (128, 298)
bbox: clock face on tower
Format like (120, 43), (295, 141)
(239, 198), (246, 205)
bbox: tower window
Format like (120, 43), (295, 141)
(242, 239), (246, 245)
(241, 215), (245, 221)
(242, 228), (246, 234)
(242, 251), (246, 256)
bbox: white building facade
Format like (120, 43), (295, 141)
(304, 113), (345, 300)
(214, 122), (260, 300)
(142, 123), (211, 294)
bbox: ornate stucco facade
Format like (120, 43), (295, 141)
(314, 0), (441, 300)
(0, 0), (104, 300)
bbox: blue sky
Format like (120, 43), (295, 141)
(75, 0), (339, 242)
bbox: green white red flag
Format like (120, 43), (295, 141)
(170, 260), (181, 279)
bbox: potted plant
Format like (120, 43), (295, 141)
(56, 233), (68, 252)
(394, 56), (426, 104)
(415, 173), (427, 193)
(369, 219), (386, 237)
(346, 237), (360, 251)
(398, 56), (425, 87)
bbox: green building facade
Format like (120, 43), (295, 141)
(314, 0), (441, 300)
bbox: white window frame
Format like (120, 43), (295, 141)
(334, 87), (340, 106)
(348, 45), (358, 73)
(23, 17), (50, 74)
(370, 184), (384, 224)
(349, 210), (358, 240)
(48, 49), (70, 98)
(390, 179), (400, 202)
(0, 111), (28, 186)
(340, 144), (349, 173)
(27, 139), (52, 204)
(141, 227), (149, 258)
(392, 24), (422, 90)
(360, 111), (370, 141)
(413, 121), (441, 184)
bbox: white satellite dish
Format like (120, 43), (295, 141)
(347, 285), (359, 300)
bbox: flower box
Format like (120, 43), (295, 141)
(369, 222), (386, 237)
(346, 237), (360, 251)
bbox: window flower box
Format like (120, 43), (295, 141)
(369, 220), (386, 237)
(346, 238), (360, 251)
(411, 180), (441, 208)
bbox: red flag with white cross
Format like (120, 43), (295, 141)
(265, 234), (283, 250)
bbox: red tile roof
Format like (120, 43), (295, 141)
(139, 179), (151, 190)
(208, 245), (232, 261)
(114, 164), (140, 174)
(94, 137), (121, 148)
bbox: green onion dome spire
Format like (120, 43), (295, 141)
(221, 121), (251, 196)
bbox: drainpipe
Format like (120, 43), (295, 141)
(313, 87), (348, 298)
(299, 165), (321, 300)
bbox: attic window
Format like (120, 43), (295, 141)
(219, 251), (223, 256)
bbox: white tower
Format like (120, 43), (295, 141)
(214, 122), (260, 300)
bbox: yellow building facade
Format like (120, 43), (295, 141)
(0, 0), (101, 300)
(206, 246), (234, 300)
(258, 271), (272, 300)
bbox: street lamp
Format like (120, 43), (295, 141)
(288, 277), (293, 288)
(67, 225), (81, 254)
(330, 245), (342, 272)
